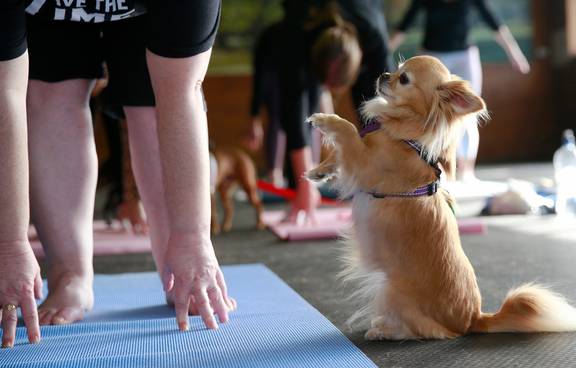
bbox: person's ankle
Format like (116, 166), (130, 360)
(47, 266), (93, 283)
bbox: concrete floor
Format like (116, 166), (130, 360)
(56, 163), (576, 368)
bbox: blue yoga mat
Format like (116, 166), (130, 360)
(0, 264), (375, 368)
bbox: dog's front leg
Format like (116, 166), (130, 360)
(307, 149), (338, 182)
(307, 113), (366, 172)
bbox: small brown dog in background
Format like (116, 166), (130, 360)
(307, 55), (576, 340)
(210, 147), (264, 234)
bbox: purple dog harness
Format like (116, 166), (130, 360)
(359, 120), (441, 199)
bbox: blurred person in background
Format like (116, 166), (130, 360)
(389, 0), (530, 181)
(246, 0), (391, 223)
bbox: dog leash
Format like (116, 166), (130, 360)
(358, 119), (441, 199)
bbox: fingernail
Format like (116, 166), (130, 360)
(30, 335), (41, 344)
(53, 317), (66, 325)
(2, 342), (13, 349)
(179, 322), (189, 331)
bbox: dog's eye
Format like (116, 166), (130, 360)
(399, 73), (410, 85)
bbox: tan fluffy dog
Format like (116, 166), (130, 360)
(307, 56), (576, 340)
(210, 147), (264, 234)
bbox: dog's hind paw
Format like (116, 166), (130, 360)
(365, 324), (416, 341)
(365, 327), (388, 341)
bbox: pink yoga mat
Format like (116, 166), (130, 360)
(262, 208), (352, 241)
(29, 220), (151, 258)
(263, 208), (486, 241)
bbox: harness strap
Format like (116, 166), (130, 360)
(358, 119), (441, 199)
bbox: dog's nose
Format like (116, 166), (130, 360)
(379, 73), (392, 84)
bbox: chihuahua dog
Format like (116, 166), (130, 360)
(210, 147), (264, 234)
(307, 56), (576, 340)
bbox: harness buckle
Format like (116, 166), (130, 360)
(428, 181), (439, 196)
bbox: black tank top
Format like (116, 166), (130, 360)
(397, 0), (501, 52)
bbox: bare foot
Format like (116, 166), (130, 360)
(38, 272), (94, 325)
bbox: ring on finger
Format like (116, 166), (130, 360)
(2, 304), (17, 313)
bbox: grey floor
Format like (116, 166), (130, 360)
(72, 163), (576, 368)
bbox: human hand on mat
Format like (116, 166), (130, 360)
(162, 234), (236, 331)
(286, 180), (320, 226)
(117, 199), (148, 235)
(0, 243), (43, 348)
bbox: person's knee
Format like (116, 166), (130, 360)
(27, 80), (94, 109)
(124, 106), (156, 127)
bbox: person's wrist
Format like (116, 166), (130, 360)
(168, 229), (212, 248)
(0, 238), (32, 256)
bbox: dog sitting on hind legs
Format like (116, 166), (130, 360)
(306, 55), (576, 340)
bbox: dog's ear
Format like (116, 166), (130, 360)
(437, 79), (485, 116)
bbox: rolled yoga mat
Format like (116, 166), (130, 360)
(0, 264), (376, 368)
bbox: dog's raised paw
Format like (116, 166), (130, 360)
(306, 113), (339, 131)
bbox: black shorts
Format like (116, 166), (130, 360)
(27, 15), (155, 107)
(2, 0), (221, 104)
(0, 0), (27, 61)
(146, 0), (221, 59)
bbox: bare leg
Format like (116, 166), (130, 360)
(270, 130), (286, 187)
(247, 188), (265, 231)
(123, 107), (170, 275)
(210, 193), (221, 235)
(236, 156), (264, 230)
(456, 116), (480, 182)
(27, 79), (96, 325)
(219, 183), (235, 233)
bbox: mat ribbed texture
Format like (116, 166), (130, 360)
(0, 264), (375, 368)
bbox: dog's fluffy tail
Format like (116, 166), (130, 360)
(470, 284), (576, 333)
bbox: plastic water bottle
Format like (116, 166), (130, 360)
(553, 129), (576, 216)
